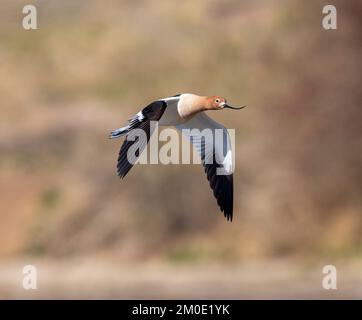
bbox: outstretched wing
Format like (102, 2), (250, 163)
(176, 113), (234, 221)
(117, 101), (166, 178)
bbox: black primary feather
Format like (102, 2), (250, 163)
(203, 157), (233, 221)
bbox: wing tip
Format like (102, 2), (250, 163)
(117, 167), (130, 179)
(224, 209), (233, 222)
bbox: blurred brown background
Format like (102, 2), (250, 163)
(0, 0), (361, 298)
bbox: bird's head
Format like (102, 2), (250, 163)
(206, 96), (246, 111)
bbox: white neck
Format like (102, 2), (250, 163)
(177, 94), (206, 119)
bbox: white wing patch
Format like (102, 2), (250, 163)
(176, 112), (235, 175)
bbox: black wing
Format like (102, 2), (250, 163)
(117, 101), (166, 178)
(204, 160), (233, 221)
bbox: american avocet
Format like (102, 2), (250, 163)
(109, 93), (246, 221)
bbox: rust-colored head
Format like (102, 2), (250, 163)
(205, 96), (246, 111)
(206, 96), (227, 110)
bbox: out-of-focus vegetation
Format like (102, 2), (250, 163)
(0, 0), (361, 267)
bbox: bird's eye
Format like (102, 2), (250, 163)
(215, 99), (220, 103)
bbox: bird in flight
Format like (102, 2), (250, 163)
(109, 93), (246, 221)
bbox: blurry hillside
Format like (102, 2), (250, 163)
(0, 0), (361, 265)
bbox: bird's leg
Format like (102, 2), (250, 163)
(109, 125), (129, 139)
